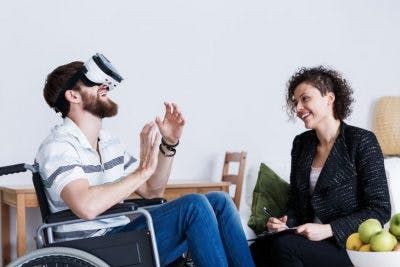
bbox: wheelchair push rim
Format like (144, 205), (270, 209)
(6, 246), (110, 267)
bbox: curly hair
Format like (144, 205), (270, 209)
(285, 66), (354, 121)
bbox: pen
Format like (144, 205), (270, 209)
(262, 206), (274, 217)
(263, 206), (289, 229)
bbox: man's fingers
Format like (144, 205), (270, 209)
(162, 102), (185, 126)
(149, 124), (158, 142)
(171, 103), (181, 116)
(179, 115), (186, 126)
(148, 131), (160, 156)
(155, 116), (163, 126)
(174, 112), (185, 125)
(171, 104), (185, 124)
(164, 102), (172, 114)
(153, 132), (161, 148)
(146, 132), (161, 169)
(139, 122), (159, 167)
(171, 102), (179, 110)
(142, 123), (157, 146)
(140, 124), (151, 159)
(141, 152), (149, 168)
(141, 133), (160, 169)
(140, 122), (155, 140)
(143, 121), (154, 132)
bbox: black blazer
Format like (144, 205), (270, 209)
(286, 122), (391, 247)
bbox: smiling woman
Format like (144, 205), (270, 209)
(250, 66), (391, 267)
(285, 66), (354, 123)
(291, 82), (337, 130)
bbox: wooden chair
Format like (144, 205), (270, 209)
(222, 151), (247, 209)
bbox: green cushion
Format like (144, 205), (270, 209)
(247, 163), (289, 234)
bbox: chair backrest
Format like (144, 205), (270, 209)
(222, 151), (247, 209)
(32, 172), (52, 222)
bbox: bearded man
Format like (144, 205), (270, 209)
(35, 55), (254, 267)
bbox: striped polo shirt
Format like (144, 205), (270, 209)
(35, 117), (136, 241)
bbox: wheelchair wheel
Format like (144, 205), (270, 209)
(7, 247), (110, 267)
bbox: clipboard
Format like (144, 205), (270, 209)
(248, 227), (297, 241)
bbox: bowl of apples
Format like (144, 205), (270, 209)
(346, 214), (400, 267)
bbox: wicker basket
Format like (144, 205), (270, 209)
(373, 96), (400, 156)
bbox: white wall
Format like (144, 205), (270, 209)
(1, 0), (399, 263)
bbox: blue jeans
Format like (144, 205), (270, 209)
(107, 192), (255, 267)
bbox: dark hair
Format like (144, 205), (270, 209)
(285, 66), (354, 121)
(43, 61), (83, 118)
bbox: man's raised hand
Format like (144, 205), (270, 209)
(138, 122), (161, 178)
(155, 102), (185, 145)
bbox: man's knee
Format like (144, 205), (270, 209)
(205, 191), (234, 209)
(178, 193), (212, 213)
(206, 191), (230, 201)
(180, 193), (208, 204)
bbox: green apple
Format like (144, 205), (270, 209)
(370, 230), (397, 252)
(358, 218), (382, 243)
(389, 213), (400, 237)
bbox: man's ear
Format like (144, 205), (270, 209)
(64, 90), (81, 104)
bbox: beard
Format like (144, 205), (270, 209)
(80, 90), (118, 118)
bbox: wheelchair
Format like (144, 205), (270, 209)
(0, 163), (168, 267)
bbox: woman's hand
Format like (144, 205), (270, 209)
(295, 223), (333, 241)
(155, 102), (185, 145)
(266, 215), (288, 232)
(137, 122), (161, 178)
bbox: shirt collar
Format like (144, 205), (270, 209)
(62, 117), (94, 150)
(62, 117), (113, 151)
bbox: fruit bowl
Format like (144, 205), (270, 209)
(346, 250), (400, 267)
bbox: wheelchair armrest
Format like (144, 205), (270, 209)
(124, 197), (167, 207)
(45, 203), (137, 223)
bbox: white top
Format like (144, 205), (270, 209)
(310, 166), (322, 224)
(310, 166), (322, 194)
(35, 118), (135, 241)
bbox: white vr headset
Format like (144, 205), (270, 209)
(54, 53), (123, 110)
(64, 53), (123, 91)
(81, 53), (123, 90)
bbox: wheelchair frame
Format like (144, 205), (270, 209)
(0, 163), (161, 267)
